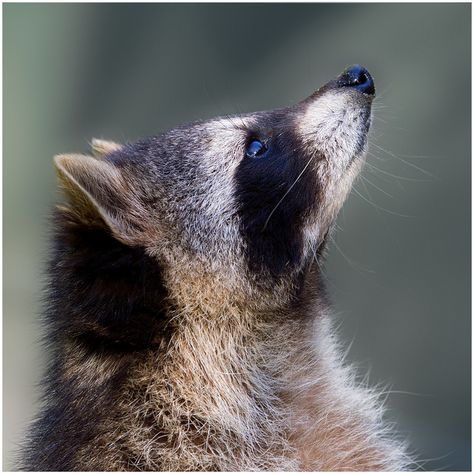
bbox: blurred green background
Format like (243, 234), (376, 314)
(3, 3), (470, 470)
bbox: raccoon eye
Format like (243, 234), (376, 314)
(246, 139), (267, 158)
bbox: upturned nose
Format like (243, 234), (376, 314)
(336, 65), (375, 96)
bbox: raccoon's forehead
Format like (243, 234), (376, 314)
(112, 115), (258, 172)
(200, 113), (277, 145)
(202, 115), (256, 149)
(206, 114), (259, 132)
(192, 110), (288, 141)
(149, 115), (259, 161)
(149, 114), (267, 169)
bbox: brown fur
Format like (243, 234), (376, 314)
(52, 259), (408, 470)
(21, 70), (411, 471)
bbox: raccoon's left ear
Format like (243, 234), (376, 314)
(90, 138), (123, 158)
(54, 153), (147, 245)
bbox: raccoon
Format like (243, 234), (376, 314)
(20, 66), (409, 471)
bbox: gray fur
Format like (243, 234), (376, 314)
(20, 72), (411, 471)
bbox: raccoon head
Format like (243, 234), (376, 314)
(55, 65), (374, 307)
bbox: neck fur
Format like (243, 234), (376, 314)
(39, 211), (407, 471)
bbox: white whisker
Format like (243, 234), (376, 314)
(352, 186), (414, 218)
(262, 155), (314, 231)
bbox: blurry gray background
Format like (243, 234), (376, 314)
(4, 3), (470, 470)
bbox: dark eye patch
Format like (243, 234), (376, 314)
(235, 128), (320, 280)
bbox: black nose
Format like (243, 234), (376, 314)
(337, 65), (375, 96)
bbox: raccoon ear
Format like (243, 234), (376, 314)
(54, 153), (145, 245)
(90, 138), (123, 159)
